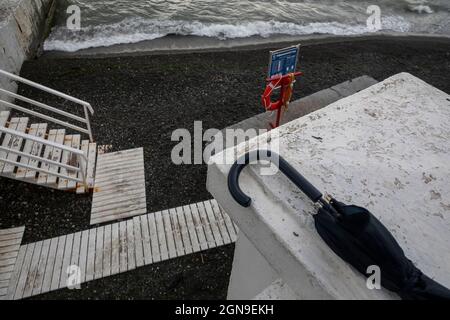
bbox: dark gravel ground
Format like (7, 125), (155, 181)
(0, 37), (449, 299)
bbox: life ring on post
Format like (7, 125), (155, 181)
(262, 71), (302, 128)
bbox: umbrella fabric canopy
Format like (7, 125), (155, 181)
(227, 150), (450, 300)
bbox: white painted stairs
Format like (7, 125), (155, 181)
(0, 69), (97, 194)
(0, 111), (97, 193)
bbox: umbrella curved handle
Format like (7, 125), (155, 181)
(227, 150), (323, 207)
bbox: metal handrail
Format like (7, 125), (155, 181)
(0, 70), (94, 113)
(0, 99), (90, 135)
(0, 157), (85, 183)
(0, 69), (94, 142)
(0, 126), (88, 189)
(0, 89), (87, 123)
(0, 126), (86, 158)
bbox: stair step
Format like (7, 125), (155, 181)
(76, 141), (96, 194)
(66, 134), (81, 190)
(0, 117), (94, 193)
(36, 129), (58, 185)
(0, 111), (10, 127)
(24, 123), (48, 180)
(0, 117), (28, 175)
(43, 129), (65, 186)
(15, 123), (39, 178)
(0, 117), (20, 173)
(15, 123), (48, 179)
(57, 134), (73, 189)
(0, 69), (95, 194)
(2, 117), (29, 176)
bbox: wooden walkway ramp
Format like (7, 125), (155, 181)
(90, 148), (146, 225)
(6, 199), (237, 300)
(0, 226), (25, 300)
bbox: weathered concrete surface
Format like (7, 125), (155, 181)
(253, 279), (296, 300)
(0, 0), (54, 106)
(227, 233), (278, 300)
(207, 72), (450, 299)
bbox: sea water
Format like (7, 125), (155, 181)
(44, 0), (450, 52)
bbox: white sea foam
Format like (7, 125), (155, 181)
(44, 17), (411, 52)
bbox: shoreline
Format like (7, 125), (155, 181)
(40, 32), (450, 59)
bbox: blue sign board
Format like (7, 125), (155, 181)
(268, 45), (300, 78)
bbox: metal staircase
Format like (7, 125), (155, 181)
(0, 69), (96, 193)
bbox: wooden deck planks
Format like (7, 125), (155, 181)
(0, 226), (25, 300)
(40, 237), (58, 294)
(154, 211), (169, 261)
(196, 202), (217, 249)
(31, 238), (51, 296)
(210, 199), (232, 245)
(140, 215), (152, 265)
(5, 245), (26, 300)
(5, 199), (238, 300)
(119, 221), (128, 273)
(22, 240), (43, 298)
(147, 212), (161, 263)
(126, 220), (136, 271)
(90, 147), (146, 225)
(13, 243), (35, 300)
(162, 210), (177, 259)
(183, 205), (200, 253)
(111, 222), (120, 275)
(169, 208), (184, 257)
(78, 230), (89, 283)
(102, 224), (112, 277)
(50, 236), (66, 291)
(85, 229), (96, 282)
(94, 226), (104, 279)
(189, 203), (209, 251)
(133, 217), (144, 268)
(59, 233), (74, 288)
(202, 201), (224, 247)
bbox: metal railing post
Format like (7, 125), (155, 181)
(78, 153), (88, 191)
(84, 105), (94, 142)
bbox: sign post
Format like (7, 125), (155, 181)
(262, 45), (302, 128)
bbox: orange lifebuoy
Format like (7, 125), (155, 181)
(262, 71), (302, 128)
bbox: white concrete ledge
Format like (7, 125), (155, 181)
(207, 72), (450, 299)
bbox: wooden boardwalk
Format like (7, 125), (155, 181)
(6, 199), (237, 300)
(0, 226), (25, 300)
(91, 148), (146, 225)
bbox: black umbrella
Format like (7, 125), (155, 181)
(227, 149), (450, 300)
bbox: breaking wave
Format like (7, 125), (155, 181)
(44, 17), (412, 52)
